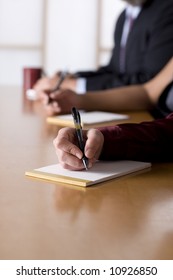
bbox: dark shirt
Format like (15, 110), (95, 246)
(149, 81), (173, 119)
(99, 113), (173, 162)
(157, 81), (173, 117)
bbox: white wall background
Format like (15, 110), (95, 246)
(45, 0), (98, 75)
(0, 0), (44, 85)
(0, 0), (125, 85)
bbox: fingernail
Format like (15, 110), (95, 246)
(76, 152), (82, 159)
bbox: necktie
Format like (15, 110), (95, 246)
(119, 14), (134, 73)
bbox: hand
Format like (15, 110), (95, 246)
(43, 89), (81, 116)
(60, 77), (77, 91)
(53, 127), (104, 170)
(33, 74), (59, 100)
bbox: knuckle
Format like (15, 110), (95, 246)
(61, 162), (68, 169)
(53, 137), (57, 147)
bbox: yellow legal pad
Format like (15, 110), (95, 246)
(25, 161), (151, 187)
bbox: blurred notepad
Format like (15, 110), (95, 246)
(47, 111), (129, 127)
(25, 161), (151, 187)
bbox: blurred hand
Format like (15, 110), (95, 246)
(33, 74), (59, 100)
(33, 72), (77, 100)
(42, 89), (81, 116)
(53, 127), (104, 170)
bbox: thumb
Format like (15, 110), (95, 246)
(85, 129), (104, 160)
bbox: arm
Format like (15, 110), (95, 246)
(144, 57), (173, 104)
(80, 85), (152, 111)
(80, 57), (173, 112)
(100, 113), (173, 162)
(54, 112), (173, 170)
(42, 58), (173, 115)
(43, 84), (153, 116)
(53, 113), (173, 170)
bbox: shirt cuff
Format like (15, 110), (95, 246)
(76, 78), (86, 94)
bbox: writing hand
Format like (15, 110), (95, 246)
(43, 89), (81, 116)
(53, 127), (104, 170)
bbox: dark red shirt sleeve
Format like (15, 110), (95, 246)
(99, 113), (173, 162)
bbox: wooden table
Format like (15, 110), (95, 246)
(0, 86), (173, 260)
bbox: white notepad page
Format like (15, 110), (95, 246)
(34, 161), (151, 186)
(56, 111), (129, 124)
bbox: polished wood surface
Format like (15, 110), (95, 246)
(0, 86), (173, 260)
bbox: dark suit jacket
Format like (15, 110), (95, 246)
(157, 81), (173, 116)
(76, 0), (173, 91)
(99, 112), (173, 162)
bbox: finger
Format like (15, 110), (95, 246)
(42, 93), (49, 104)
(59, 139), (83, 159)
(85, 129), (104, 160)
(49, 91), (58, 99)
(44, 105), (57, 116)
(57, 150), (85, 171)
(54, 138), (85, 170)
(57, 149), (93, 171)
(43, 100), (61, 115)
(53, 129), (94, 170)
(53, 130), (83, 159)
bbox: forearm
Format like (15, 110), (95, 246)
(144, 57), (173, 104)
(99, 113), (173, 162)
(79, 85), (153, 112)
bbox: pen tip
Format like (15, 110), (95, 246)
(83, 159), (88, 170)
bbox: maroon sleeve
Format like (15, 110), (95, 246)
(99, 113), (173, 162)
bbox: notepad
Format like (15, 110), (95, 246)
(25, 161), (151, 187)
(46, 111), (129, 127)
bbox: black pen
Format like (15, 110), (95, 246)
(71, 107), (88, 170)
(47, 71), (67, 104)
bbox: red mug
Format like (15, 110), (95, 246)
(23, 67), (42, 92)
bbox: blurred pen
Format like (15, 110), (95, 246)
(47, 71), (67, 104)
(71, 107), (88, 170)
